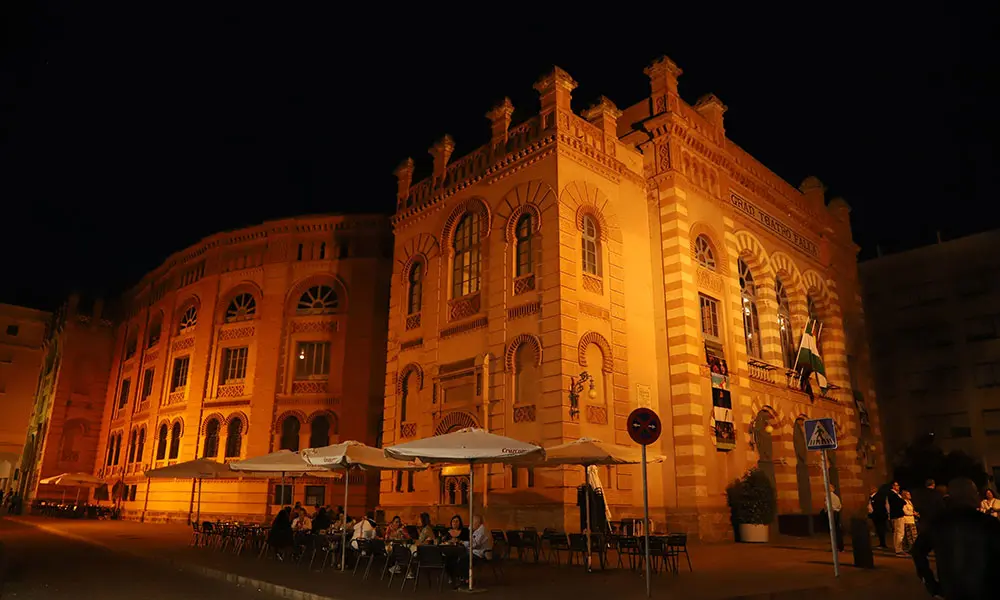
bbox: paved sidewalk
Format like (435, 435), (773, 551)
(3, 517), (926, 600)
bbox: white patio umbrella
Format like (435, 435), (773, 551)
(544, 438), (665, 571)
(39, 472), (106, 504)
(144, 458), (237, 524)
(385, 428), (544, 591)
(301, 441), (425, 571)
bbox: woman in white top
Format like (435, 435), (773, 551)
(980, 489), (1000, 518)
(901, 490), (918, 552)
(350, 511), (377, 550)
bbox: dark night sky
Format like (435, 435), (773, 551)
(2, 3), (997, 311)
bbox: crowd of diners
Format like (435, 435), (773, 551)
(265, 503), (490, 588)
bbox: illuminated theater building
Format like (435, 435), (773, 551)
(379, 58), (884, 540)
(94, 215), (392, 522)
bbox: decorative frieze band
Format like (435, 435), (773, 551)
(513, 405), (536, 423)
(219, 326), (255, 340)
(291, 320), (338, 334)
(441, 317), (488, 339)
(292, 380), (328, 394)
(172, 336), (195, 353)
(507, 301), (540, 321)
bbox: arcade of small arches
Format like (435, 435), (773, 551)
(692, 228), (835, 374)
(273, 411), (340, 452)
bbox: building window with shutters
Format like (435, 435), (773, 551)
(221, 347), (248, 384)
(452, 213), (482, 298)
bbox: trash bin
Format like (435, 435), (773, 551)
(850, 517), (874, 568)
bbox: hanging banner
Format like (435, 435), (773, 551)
(708, 355), (736, 451)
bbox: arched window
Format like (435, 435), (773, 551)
(514, 343), (541, 404)
(400, 373), (412, 422)
(407, 263), (423, 315)
(224, 419), (243, 458)
(694, 235), (716, 270)
(776, 278), (796, 368)
(515, 213), (534, 277)
(156, 424), (168, 460)
(203, 418), (220, 458)
(738, 258), (762, 359)
(279, 417), (300, 451)
(452, 213), (482, 298)
(169, 422), (181, 460)
(178, 305), (198, 334)
(309, 416), (331, 449)
(581, 215), (601, 276)
(136, 428), (146, 464)
(127, 429), (138, 463)
(113, 433), (122, 465)
(225, 293), (256, 322)
(147, 312), (163, 348)
(296, 285), (338, 315)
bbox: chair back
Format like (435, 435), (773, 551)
(490, 530), (506, 544)
(416, 544), (446, 567)
(391, 543), (412, 563)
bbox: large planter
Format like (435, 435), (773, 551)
(738, 523), (769, 543)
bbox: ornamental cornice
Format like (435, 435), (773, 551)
(391, 136), (557, 231)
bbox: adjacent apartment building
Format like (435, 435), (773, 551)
(17, 295), (115, 504)
(92, 215), (392, 522)
(861, 230), (1000, 482)
(0, 304), (50, 493)
(379, 57), (884, 540)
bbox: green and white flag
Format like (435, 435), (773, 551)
(795, 318), (828, 399)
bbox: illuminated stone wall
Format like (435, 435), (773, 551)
(93, 215), (392, 523)
(381, 59), (884, 540)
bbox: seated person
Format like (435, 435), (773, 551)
(416, 512), (436, 545)
(350, 511), (377, 550)
(291, 509), (312, 532)
(444, 515), (469, 544)
(384, 515), (411, 541)
(467, 515), (492, 560)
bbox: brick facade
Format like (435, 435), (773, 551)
(380, 59), (885, 541)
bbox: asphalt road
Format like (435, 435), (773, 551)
(0, 518), (266, 599)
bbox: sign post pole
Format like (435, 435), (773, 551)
(820, 449), (840, 577)
(641, 443), (651, 598)
(627, 407), (661, 600)
(805, 417), (840, 579)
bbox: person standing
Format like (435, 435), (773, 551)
(912, 479), (947, 536)
(902, 490), (919, 552)
(980, 489), (1000, 519)
(869, 486), (888, 548)
(886, 481), (906, 555)
(911, 478), (1000, 600)
(828, 483), (844, 552)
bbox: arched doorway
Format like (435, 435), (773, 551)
(752, 411), (776, 493)
(793, 419), (812, 513)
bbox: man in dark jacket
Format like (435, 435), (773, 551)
(911, 478), (947, 536)
(912, 478), (1000, 600)
(886, 481), (906, 554)
(869, 486), (888, 548)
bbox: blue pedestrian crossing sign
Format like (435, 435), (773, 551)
(804, 418), (838, 451)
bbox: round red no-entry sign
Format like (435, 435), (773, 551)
(627, 407), (662, 446)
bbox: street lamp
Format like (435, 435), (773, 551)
(568, 371), (597, 417)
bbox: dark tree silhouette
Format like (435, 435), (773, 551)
(892, 434), (988, 490)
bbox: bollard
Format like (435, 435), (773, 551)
(850, 517), (874, 568)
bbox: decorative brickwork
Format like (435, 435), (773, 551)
(217, 383), (245, 398)
(171, 336), (194, 352)
(578, 302), (610, 321)
(513, 273), (536, 295)
(440, 317), (488, 339)
(578, 331), (614, 373)
(219, 326), (255, 340)
(507, 301), (540, 321)
(586, 405), (608, 425)
(399, 422), (417, 439)
(399, 338), (424, 351)
(165, 391), (185, 405)
(290, 320), (337, 334)
(513, 405), (536, 423)
(582, 274), (603, 294)
(292, 380), (327, 394)
(448, 293), (481, 321)
(405, 313), (421, 330)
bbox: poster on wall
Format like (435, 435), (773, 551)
(708, 355), (736, 451)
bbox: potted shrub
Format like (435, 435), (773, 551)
(726, 467), (777, 543)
